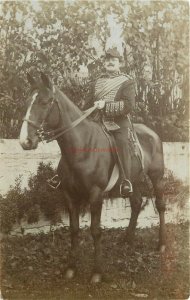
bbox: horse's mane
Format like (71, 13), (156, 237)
(54, 85), (99, 132)
(55, 86), (83, 117)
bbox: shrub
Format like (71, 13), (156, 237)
(0, 162), (65, 234)
(0, 162), (188, 234)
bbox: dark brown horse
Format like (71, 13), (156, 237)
(20, 73), (166, 283)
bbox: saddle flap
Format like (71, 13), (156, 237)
(104, 164), (119, 192)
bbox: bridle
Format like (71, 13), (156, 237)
(23, 89), (97, 143)
(23, 96), (56, 142)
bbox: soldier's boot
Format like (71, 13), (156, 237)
(117, 148), (133, 197)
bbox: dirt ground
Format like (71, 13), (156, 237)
(1, 222), (189, 300)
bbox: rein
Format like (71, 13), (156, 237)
(45, 104), (97, 143)
(24, 94), (97, 143)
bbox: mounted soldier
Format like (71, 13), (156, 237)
(21, 70), (166, 282)
(48, 47), (137, 198)
(86, 47), (136, 197)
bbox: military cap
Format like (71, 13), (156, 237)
(105, 47), (123, 61)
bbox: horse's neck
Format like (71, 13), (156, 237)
(56, 89), (92, 155)
(56, 88), (82, 124)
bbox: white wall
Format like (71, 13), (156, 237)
(0, 139), (189, 196)
(162, 142), (189, 184)
(0, 139), (189, 232)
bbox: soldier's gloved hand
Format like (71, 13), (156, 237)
(94, 100), (105, 110)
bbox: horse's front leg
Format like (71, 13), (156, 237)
(64, 195), (80, 279)
(90, 187), (103, 283)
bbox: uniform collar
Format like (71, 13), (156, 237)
(101, 71), (121, 78)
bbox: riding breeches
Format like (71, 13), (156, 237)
(112, 118), (132, 181)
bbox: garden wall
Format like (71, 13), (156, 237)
(0, 139), (189, 232)
(0, 139), (189, 196)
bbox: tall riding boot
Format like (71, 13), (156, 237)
(119, 154), (133, 197)
(113, 128), (133, 197)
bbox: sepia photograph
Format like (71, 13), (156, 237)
(0, 0), (189, 299)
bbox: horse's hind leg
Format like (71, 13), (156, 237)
(149, 172), (166, 252)
(125, 185), (143, 244)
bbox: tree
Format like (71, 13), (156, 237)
(0, 0), (189, 141)
(111, 0), (189, 140)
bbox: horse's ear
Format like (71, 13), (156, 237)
(27, 73), (36, 87)
(40, 72), (52, 89)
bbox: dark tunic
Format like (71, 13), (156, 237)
(87, 72), (136, 181)
(85, 72), (136, 120)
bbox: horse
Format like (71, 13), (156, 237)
(19, 72), (166, 283)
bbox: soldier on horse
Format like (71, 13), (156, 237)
(49, 47), (137, 197)
(87, 47), (136, 197)
(20, 68), (166, 282)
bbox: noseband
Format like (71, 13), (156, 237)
(23, 90), (97, 143)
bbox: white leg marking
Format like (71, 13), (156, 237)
(20, 93), (38, 144)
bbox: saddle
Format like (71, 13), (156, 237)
(101, 121), (144, 194)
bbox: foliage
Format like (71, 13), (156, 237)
(115, 1), (189, 141)
(0, 162), (65, 234)
(0, 1), (189, 141)
(0, 162), (188, 234)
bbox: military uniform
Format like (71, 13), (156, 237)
(95, 72), (135, 118)
(93, 70), (136, 195)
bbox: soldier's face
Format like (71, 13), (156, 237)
(104, 56), (120, 73)
(104, 57), (120, 73)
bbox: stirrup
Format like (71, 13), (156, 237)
(47, 174), (61, 190)
(120, 179), (133, 197)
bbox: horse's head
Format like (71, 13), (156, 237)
(20, 73), (60, 150)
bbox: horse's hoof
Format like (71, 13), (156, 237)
(65, 268), (75, 279)
(159, 245), (166, 253)
(91, 273), (102, 284)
